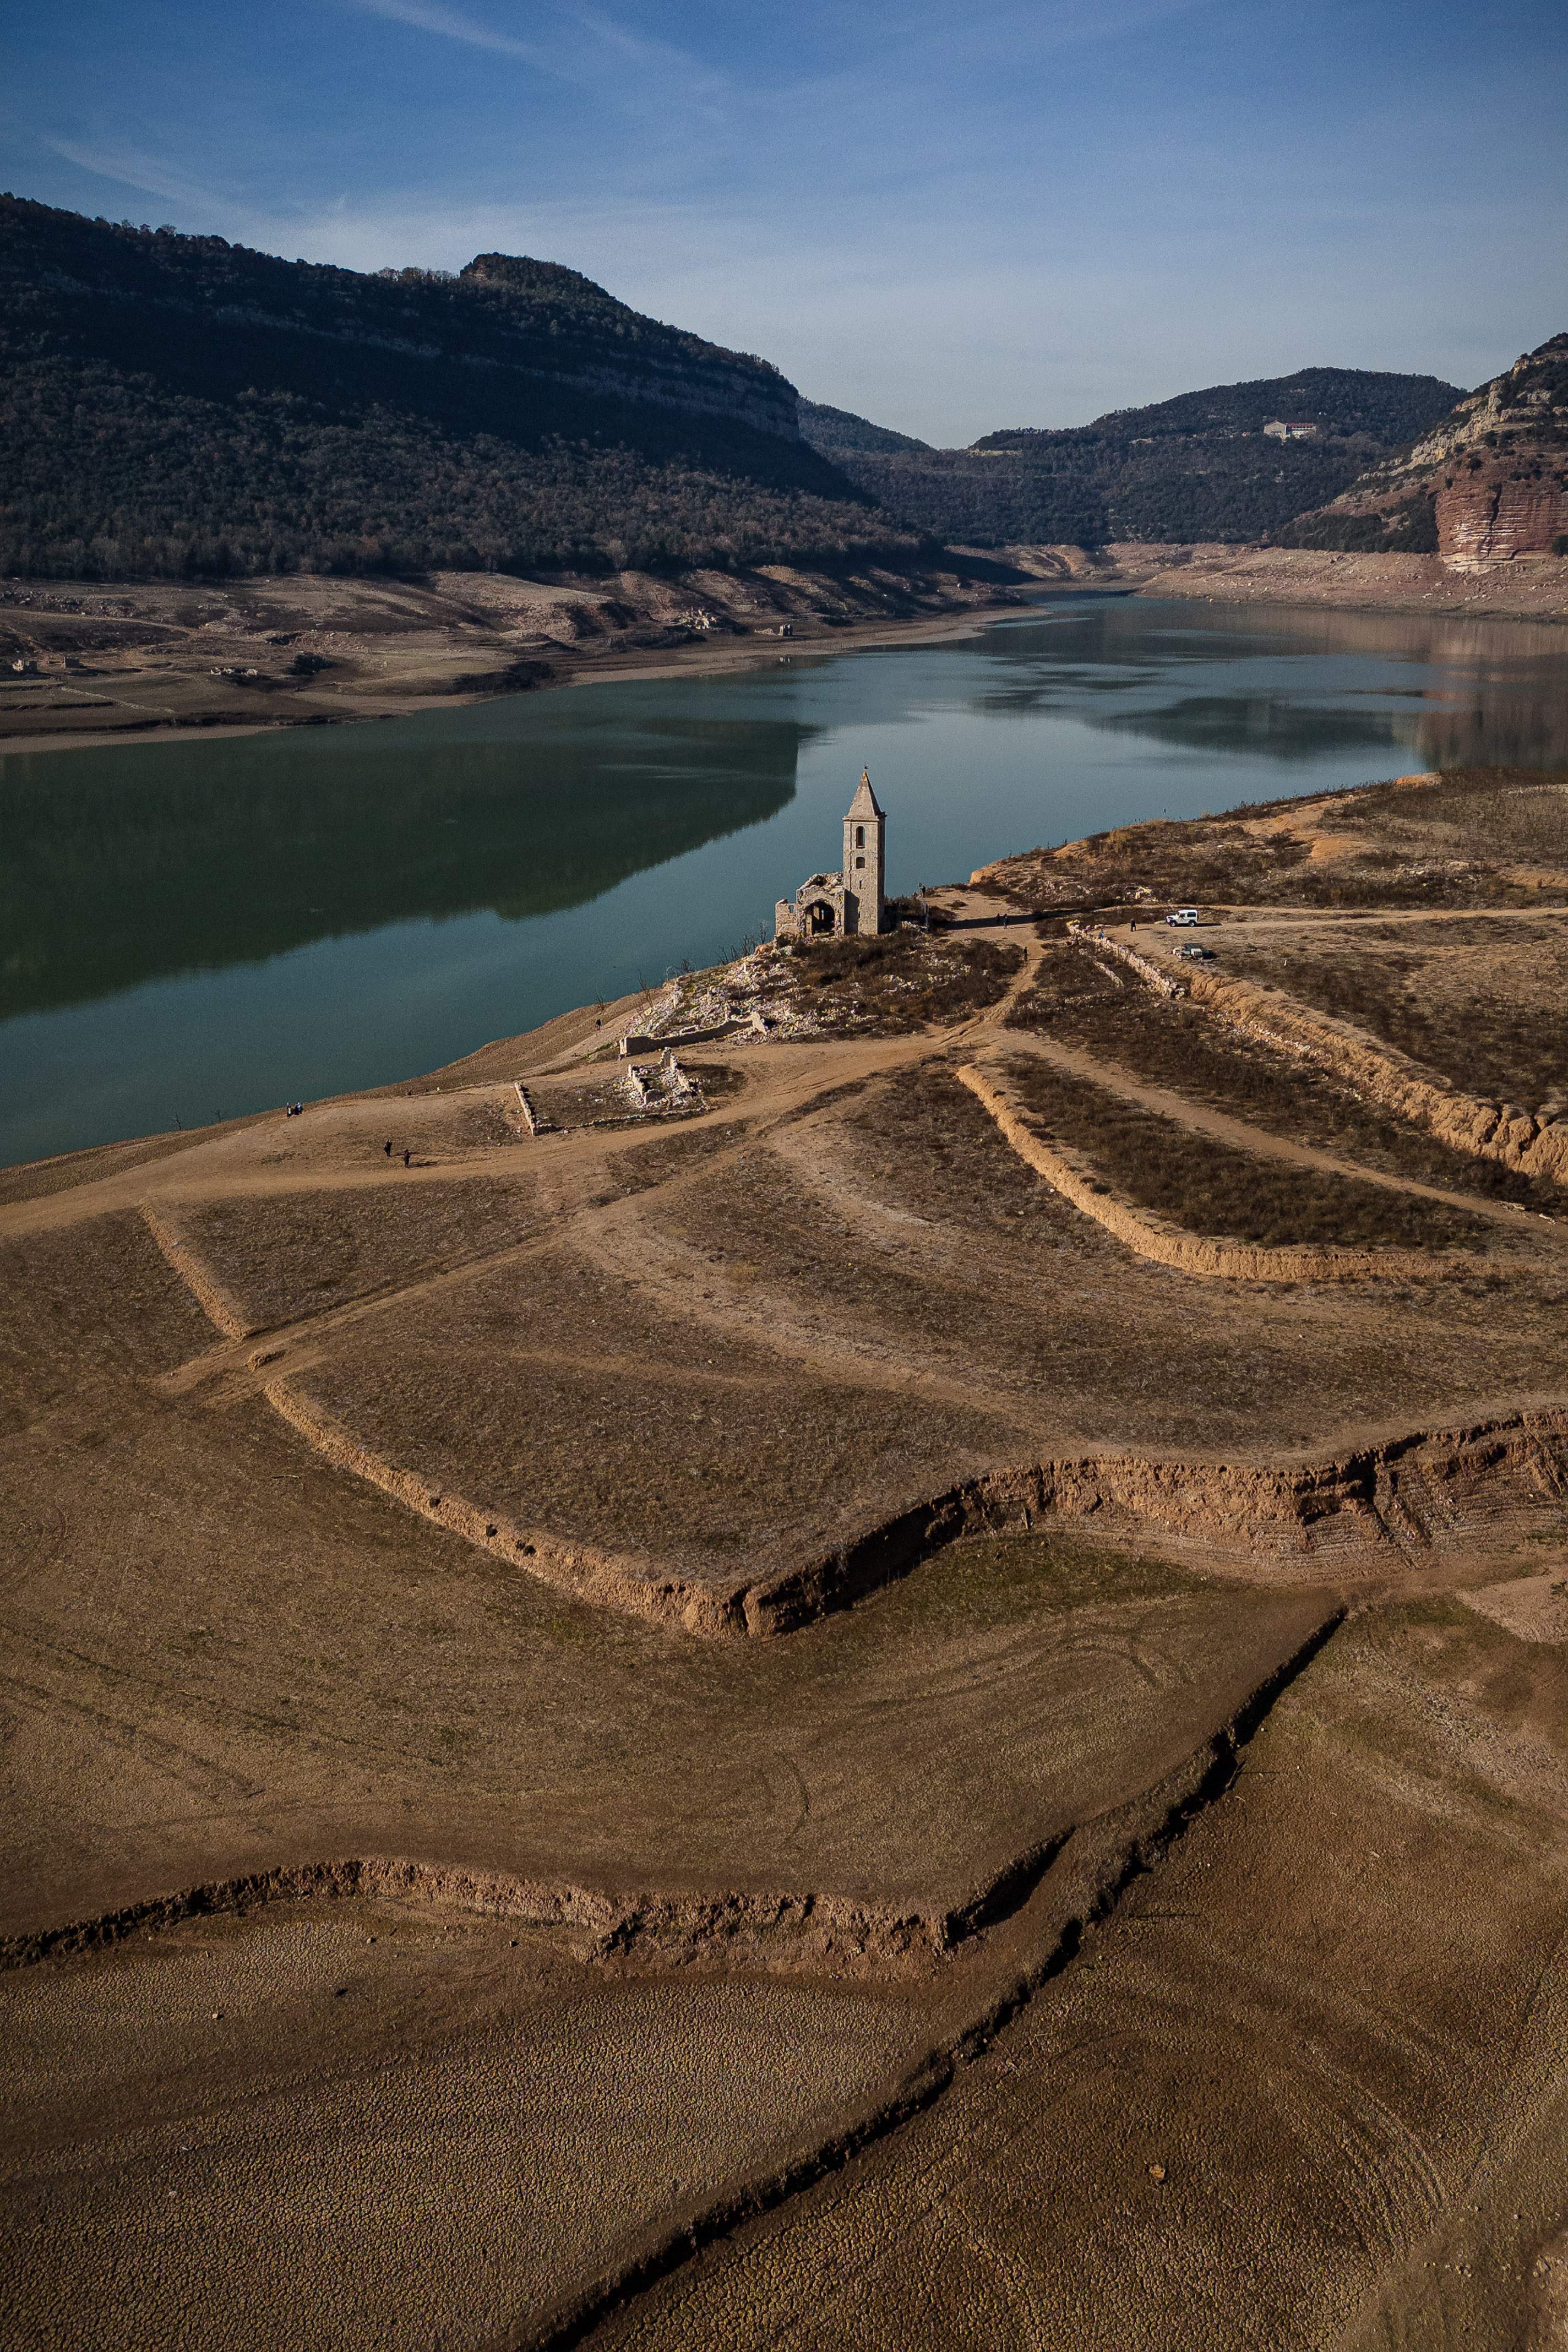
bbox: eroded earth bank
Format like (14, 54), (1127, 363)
(3, 765), (1568, 2348)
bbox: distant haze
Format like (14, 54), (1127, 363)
(6, 0), (1567, 443)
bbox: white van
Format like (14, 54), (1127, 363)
(1164, 907), (1200, 927)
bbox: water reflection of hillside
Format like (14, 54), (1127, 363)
(1092, 696), (1427, 762)
(1086, 684), (1568, 772)
(972, 597), (1568, 771)
(0, 717), (803, 1021)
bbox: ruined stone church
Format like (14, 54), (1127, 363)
(774, 770), (886, 941)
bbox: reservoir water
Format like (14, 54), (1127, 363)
(4, 593), (1567, 1169)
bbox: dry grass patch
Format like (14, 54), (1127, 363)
(1000, 1054), (1494, 1253)
(301, 1247), (1017, 1582)
(1220, 919), (1568, 1110)
(1346, 766), (1568, 870)
(178, 1177), (546, 1329)
(1009, 945), (1564, 1213)
(649, 1075), (1113, 1384)
(0, 1211), (216, 1433)
(779, 932), (1023, 1033)
(598, 1116), (749, 1201)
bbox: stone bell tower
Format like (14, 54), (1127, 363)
(842, 768), (886, 935)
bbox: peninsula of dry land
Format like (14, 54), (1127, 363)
(4, 765), (1568, 2349)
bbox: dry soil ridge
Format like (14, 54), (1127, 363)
(994, 1021), (1552, 1232)
(112, 1044), (1568, 1635)
(514, 1609), (1347, 2351)
(956, 1059), (1476, 1284)
(1181, 959), (1568, 1189)
(0, 1610), (1340, 1979)
(0, 1614), (1343, 2352)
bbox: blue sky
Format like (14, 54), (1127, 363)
(6, 1), (1566, 443)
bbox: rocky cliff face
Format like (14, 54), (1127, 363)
(1284, 333), (1568, 568)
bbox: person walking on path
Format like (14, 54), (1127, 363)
(402, 1149), (412, 1168)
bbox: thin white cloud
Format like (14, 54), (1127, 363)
(568, 3), (728, 99)
(350, 0), (545, 64)
(44, 138), (224, 213)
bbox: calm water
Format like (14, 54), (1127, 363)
(5, 594), (1567, 1168)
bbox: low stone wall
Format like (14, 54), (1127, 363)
(514, 1081), (547, 1135)
(1066, 922), (1188, 999)
(955, 1060), (1469, 1285)
(619, 1017), (745, 1055)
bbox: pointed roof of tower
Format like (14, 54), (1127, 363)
(847, 767), (883, 820)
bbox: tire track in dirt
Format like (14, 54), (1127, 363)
(0, 1614), (1347, 2352)
(515, 1609), (1345, 2351)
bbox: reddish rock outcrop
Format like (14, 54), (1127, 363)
(1286, 331), (1568, 569)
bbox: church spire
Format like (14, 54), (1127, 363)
(847, 766), (883, 819)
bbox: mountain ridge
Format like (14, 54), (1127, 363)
(801, 366), (1466, 548)
(0, 194), (920, 580)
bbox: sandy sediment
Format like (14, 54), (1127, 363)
(952, 1058), (1469, 1284)
(510, 1611), (1346, 2351)
(1, 1605), (1338, 2005)
(1066, 541), (1568, 624)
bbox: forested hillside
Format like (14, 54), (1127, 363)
(802, 367), (1464, 547)
(797, 400), (930, 457)
(0, 196), (915, 580)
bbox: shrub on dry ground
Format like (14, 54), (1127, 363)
(1218, 932), (1568, 1108)
(984, 769), (1568, 914)
(781, 934), (1022, 1032)
(1008, 948), (1564, 1215)
(1001, 1054), (1494, 1252)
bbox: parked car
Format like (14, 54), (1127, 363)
(1178, 943), (1215, 961)
(1164, 907), (1201, 927)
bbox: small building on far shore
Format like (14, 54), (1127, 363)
(1263, 418), (1320, 442)
(775, 770), (887, 941)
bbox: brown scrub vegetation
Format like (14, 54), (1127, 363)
(4, 769), (1568, 2350)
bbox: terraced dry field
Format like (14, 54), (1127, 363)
(4, 769), (1568, 2350)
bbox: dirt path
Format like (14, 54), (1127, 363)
(1199, 903), (1568, 937)
(993, 1028), (1562, 1238)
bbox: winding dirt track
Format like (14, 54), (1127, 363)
(12, 916), (1566, 1640)
(7, 903), (1568, 2351)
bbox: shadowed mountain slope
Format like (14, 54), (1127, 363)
(802, 367), (1464, 547)
(0, 195), (918, 581)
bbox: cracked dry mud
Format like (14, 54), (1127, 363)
(4, 770), (1568, 2350)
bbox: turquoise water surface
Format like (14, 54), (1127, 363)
(4, 592), (1566, 1167)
